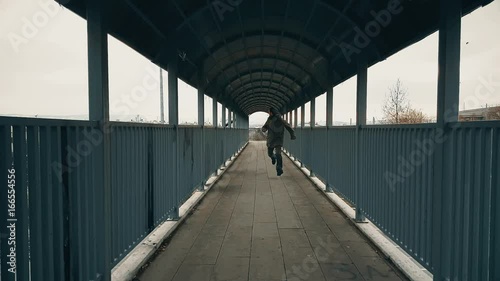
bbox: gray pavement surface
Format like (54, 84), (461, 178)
(137, 141), (406, 281)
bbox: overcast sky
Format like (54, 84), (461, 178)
(1, 0), (499, 126)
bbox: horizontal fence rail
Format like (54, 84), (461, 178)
(0, 116), (248, 281)
(284, 122), (500, 280)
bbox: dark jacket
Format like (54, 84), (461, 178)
(262, 114), (295, 147)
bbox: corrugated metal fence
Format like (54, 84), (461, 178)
(284, 122), (500, 280)
(0, 116), (247, 281)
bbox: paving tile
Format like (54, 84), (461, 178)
(282, 245), (317, 265)
(279, 228), (311, 249)
(183, 235), (225, 264)
(252, 222), (279, 239)
(320, 263), (365, 281)
(275, 208), (303, 229)
(172, 264), (214, 281)
(249, 255), (286, 280)
(289, 196), (312, 206)
(230, 212), (254, 227)
(210, 257), (249, 281)
(295, 205), (331, 232)
(138, 248), (186, 281)
(250, 238), (283, 258)
(319, 213), (351, 230)
(285, 261), (327, 281)
(304, 231), (352, 264)
(351, 256), (403, 281)
(254, 193), (277, 223)
(218, 226), (252, 257)
(333, 228), (367, 242)
(199, 224), (229, 237)
(343, 241), (381, 258)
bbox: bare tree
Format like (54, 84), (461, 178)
(383, 79), (409, 124)
(382, 79), (429, 124)
(399, 108), (430, 124)
(487, 106), (500, 120)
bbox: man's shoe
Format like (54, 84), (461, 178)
(277, 168), (283, 176)
(271, 156), (276, 165)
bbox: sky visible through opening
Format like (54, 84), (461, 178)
(0, 0), (499, 127)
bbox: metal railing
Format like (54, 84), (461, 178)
(284, 121), (500, 280)
(437, 122), (499, 280)
(0, 116), (248, 281)
(358, 125), (436, 269)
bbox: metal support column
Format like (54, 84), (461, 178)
(355, 63), (367, 223)
(87, 0), (111, 278)
(213, 98), (218, 175)
(292, 109), (298, 160)
(227, 110), (232, 158)
(300, 104), (305, 167)
(160, 68), (165, 123)
(326, 88), (334, 193)
(168, 60), (179, 220)
(327, 88), (333, 127)
(294, 109), (298, 129)
(310, 97), (315, 176)
(197, 83), (205, 191)
(222, 106), (226, 128)
(433, 0), (461, 279)
(213, 98), (218, 128)
(233, 112), (237, 156)
(221, 105), (226, 167)
(310, 98), (316, 128)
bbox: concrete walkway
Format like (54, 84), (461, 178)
(137, 141), (406, 281)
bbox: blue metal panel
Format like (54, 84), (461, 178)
(27, 126), (44, 280)
(203, 128), (214, 179)
(40, 126), (56, 280)
(67, 127), (80, 281)
(109, 125), (150, 265)
(311, 127), (328, 180)
(438, 125), (496, 280)
(328, 127), (356, 204)
(492, 127), (500, 281)
(0, 117), (249, 279)
(151, 127), (177, 225)
(178, 128), (196, 204)
(12, 126), (29, 280)
(358, 127), (436, 270)
(285, 125), (434, 268)
(51, 126), (65, 281)
(0, 125), (11, 281)
(283, 122), (500, 278)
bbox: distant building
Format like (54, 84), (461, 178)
(459, 106), (500, 121)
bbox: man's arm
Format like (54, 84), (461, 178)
(280, 116), (296, 139)
(261, 119), (269, 132)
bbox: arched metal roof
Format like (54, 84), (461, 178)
(63, 0), (492, 115)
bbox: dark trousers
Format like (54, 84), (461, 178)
(267, 145), (283, 171)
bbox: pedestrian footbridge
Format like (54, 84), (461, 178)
(1, 0), (499, 280)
